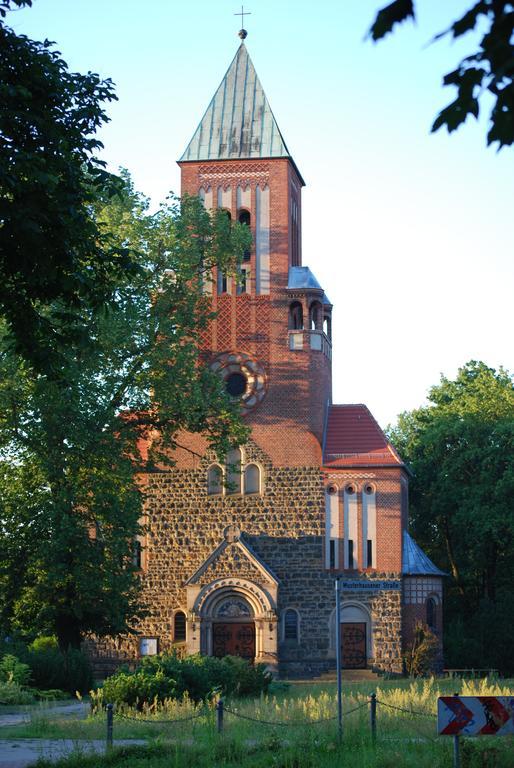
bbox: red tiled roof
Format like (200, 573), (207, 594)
(323, 404), (403, 468)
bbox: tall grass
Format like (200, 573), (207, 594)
(8, 677), (514, 768)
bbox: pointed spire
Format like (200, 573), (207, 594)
(180, 44), (291, 162)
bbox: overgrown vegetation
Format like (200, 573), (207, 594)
(96, 653), (272, 708)
(0, 636), (92, 701)
(19, 678), (514, 768)
(404, 622), (439, 678)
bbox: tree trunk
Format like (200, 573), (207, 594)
(485, 544), (497, 602)
(56, 615), (82, 651)
(442, 515), (466, 597)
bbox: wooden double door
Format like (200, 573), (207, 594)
(212, 622), (255, 661)
(341, 622), (367, 669)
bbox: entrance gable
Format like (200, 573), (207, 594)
(184, 525), (278, 588)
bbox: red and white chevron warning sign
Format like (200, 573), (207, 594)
(438, 696), (514, 736)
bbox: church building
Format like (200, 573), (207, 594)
(94, 38), (444, 677)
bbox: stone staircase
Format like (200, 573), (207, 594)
(285, 668), (383, 684)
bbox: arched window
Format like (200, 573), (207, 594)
(323, 313), (332, 340)
(238, 209), (250, 226)
(283, 609), (299, 641)
(309, 301), (323, 331)
(244, 463), (261, 494)
(220, 208), (232, 221)
(238, 209), (251, 261)
(133, 539), (142, 569)
(426, 597), (437, 630)
(225, 448), (242, 495)
(288, 301), (303, 330)
(207, 464), (223, 495)
(174, 611), (186, 642)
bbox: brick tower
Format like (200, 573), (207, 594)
(88, 39), (444, 678)
(178, 42), (332, 465)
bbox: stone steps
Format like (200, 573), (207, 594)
(285, 668), (383, 684)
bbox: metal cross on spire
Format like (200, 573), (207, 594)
(234, 5), (251, 39)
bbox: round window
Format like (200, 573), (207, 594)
(364, 484), (375, 495)
(210, 352), (267, 415)
(346, 484), (356, 495)
(226, 372), (247, 397)
(326, 485), (338, 496)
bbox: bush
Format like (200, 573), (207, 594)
(0, 639), (93, 694)
(29, 636), (59, 653)
(0, 680), (35, 705)
(404, 622), (439, 677)
(26, 647), (93, 694)
(101, 653), (272, 707)
(0, 654), (32, 686)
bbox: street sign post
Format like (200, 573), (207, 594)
(335, 576), (342, 742)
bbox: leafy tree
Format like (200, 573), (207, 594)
(388, 361), (514, 671)
(369, 1), (514, 148)
(0, 174), (251, 649)
(0, 0), (137, 371)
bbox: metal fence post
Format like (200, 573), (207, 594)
(335, 576), (343, 742)
(216, 699), (224, 733)
(370, 693), (377, 745)
(106, 703), (113, 751)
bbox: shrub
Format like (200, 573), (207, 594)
(26, 647), (93, 694)
(0, 654), (32, 686)
(101, 653), (272, 707)
(29, 636), (59, 653)
(0, 680), (35, 705)
(404, 622), (439, 677)
(102, 669), (177, 708)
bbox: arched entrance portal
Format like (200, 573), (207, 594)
(187, 577), (277, 666)
(211, 595), (255, 660)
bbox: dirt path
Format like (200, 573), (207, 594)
(0, 702), (89, 729)
(0, 738), (145, 767)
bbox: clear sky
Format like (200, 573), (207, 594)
(10, 0), (513, 428)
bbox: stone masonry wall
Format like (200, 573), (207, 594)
(89, 439), (404, 677)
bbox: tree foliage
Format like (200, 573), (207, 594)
(388, 361), (514, 672)
(0, 1), (137, 371)
(0, 174), (251, 649)
(369, 1), (514, 148)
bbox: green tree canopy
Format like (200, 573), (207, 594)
(0, 0), (137, 371)
(0, 174), (251, 649)
(388, 361), (514, 672)
(369, 1), (514, 148)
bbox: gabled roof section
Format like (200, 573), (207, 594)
(323, 404), (404, 468)
(180, 43), (290, 162)
(402, 532), (446, 576)
(184, 534), (278, 587)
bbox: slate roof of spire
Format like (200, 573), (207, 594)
(402, 532), (446, 576)
(180, 43), (291, 162)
